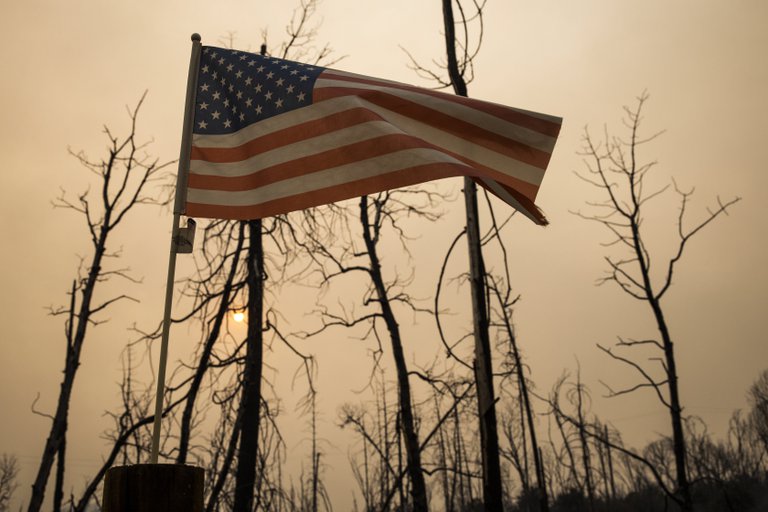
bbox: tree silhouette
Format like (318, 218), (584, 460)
(0, 454), (18, 512)
(28, 93), (171, 512)
(575, 92), (741, 512)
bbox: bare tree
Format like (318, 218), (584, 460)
(224, 5), (341, 507)
(231, 216), (266, 512)
(339, 385), (398, 510)
(413, 370), (480, 512)
(440, 1), (504, 508)
(300, 189), (439, 511)
(28, 92), (171, 512)
(204, 380), (243, 512)
(0, 454), (19, 512)
(409, 2), (549, 507)
(70, 348), (189, 512)
(575, 91), (740, 511)
(293, 376), (332, 512)
(275, 0), (342, 66)
(483, 191), (549, 512)
(748, 369), (768, 457)
(571, 369), (596, 511)
(359, 193), (430, 511)
(547, 373), (681, 509)
(176, 220), (246, 465)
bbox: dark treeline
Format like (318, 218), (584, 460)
(336, 367), (768, 512)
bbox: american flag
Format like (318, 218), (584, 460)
(185, 46), (562, 224)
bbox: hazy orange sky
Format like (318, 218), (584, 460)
(1, 1), (766, 510)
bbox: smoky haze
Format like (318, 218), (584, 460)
(0, 1), (766, 511)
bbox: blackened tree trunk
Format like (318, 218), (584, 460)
(28, 95), (166, 512)
(441, 1), (504, 508)
(645, 278), (692, 510)
(463, 179), (504, 511)
(574, 377), (595, 512)
(232, 219), (265, 512)
(505, 314), (549, 511)
(29, 242), (105, 512)
(206, 403), (243, 512)
(360, 196), (428, 512)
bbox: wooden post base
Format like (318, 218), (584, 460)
(102, 464), (204, 512)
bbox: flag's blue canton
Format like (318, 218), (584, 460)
(193, 46), (325, 135)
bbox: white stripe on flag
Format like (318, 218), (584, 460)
(187, 147), (467, 207)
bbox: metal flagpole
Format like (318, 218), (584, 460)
(149, 33), (202, 464)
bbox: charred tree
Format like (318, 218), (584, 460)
(441, 0), (503, 508)
(28, 93), (170, 512)
(360, 195), (429, 511)
(232, 219), (265, 512)
(576, 92), (740, 511)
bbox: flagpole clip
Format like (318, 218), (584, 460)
(175, 218), (197, 254)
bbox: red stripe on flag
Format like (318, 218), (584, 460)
(313, 86), (553, 169)
(319, 70), (562, 138)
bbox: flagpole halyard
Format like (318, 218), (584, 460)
(149, 33), (202, 464)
